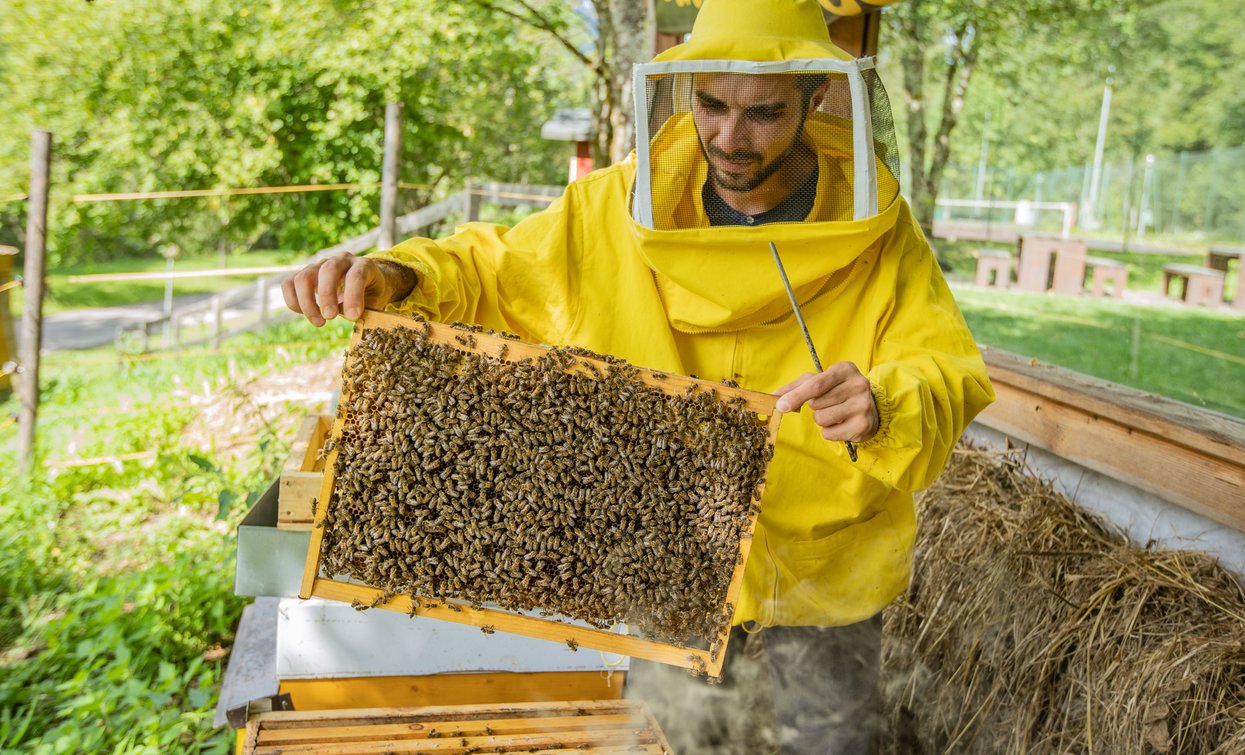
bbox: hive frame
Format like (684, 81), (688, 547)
(300, 309), (784, 677)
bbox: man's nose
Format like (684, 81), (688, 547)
(715, 112), (751, 153)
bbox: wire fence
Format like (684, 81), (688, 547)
(936, 146), (1245, 248)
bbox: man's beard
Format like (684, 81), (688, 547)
(702, 133), (804, 193)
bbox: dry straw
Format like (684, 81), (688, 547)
(882, 443), (1245, 754)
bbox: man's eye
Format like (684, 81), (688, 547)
(746, 107), (783, 123)
(700, 100), (728, 113)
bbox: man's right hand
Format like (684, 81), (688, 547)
(280, 253), (416, 327)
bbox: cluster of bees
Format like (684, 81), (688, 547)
(318, 320), (773, 645)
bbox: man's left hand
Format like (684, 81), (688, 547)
(774, 363), (880, 443)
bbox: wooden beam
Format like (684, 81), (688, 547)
(828, 13), (879, 58)
(378, 102), (404, 250)
(977, 348), (1245, 533)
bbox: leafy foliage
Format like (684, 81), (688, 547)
(0, 0), (581, 266)
(878, 0), (1245, 232)
(0, 318), (351, 752)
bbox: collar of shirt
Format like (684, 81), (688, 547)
(702, 166), (819, 227)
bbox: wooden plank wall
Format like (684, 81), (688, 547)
(975, 347), (1245, 534)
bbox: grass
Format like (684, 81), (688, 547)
(6, 249), (302, 316)
(0, 317), (351, 753)
(951, 284), (1245, 418)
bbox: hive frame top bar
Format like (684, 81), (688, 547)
(300, 309), (785, 678)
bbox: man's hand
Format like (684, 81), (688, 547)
(774, 362), (880, 443)
(280, 253), (416, 327)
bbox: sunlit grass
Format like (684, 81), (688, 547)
(952, 284), (1245, 418)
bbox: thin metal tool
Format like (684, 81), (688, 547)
(769, 241), (858, 462)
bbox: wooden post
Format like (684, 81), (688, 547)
(377, 102), (404, 250)
(161, 248), (176, 350)
(18, 130), (51, 474)
(256, 277), (268, 328)
(212, 294), (224, 350)
(463, 179), (481, 222)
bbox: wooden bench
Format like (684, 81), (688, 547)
(974, 248), (1012, 289)
(1085, 256), (1127, 298)
(1162, 263), (1224, 307)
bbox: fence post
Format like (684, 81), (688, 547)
(256, 277), (268, 328)
(459, 180), (476, 223)
(378, 102), (404, 250)
(161, 245), (178, 350)
(18, 130), (51, 475)
(212, 295), (224, 350)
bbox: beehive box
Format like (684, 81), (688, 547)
(301, 310), (783, 677)
(241, 699), (672, 754)
(278, 414), (333, 530)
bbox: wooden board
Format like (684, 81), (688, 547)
(242, 699), (671, 754)
(279, 414), (333, 530)
(978, 348), (1245, 533)
(301, 310), (784, 678)
(278, 671), (624, 713)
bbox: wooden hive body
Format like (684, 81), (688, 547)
(242, 699), (672, 754)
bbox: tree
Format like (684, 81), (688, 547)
(880, 0), (1145, 240)
(464, 0), (652, 166)
(0, 0), (579, 265)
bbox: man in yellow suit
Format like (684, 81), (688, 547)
(283, 0), (993, 750)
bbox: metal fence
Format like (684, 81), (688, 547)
(935, 146), (1245, 247)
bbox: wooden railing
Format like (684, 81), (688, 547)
(121, 182), (561, 352)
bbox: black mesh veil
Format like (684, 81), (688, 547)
(631, 58), (900, 232)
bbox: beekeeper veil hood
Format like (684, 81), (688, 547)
(626, 0), (905, 332)
(631, 0), (900, 232)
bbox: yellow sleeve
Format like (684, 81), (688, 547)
(366, 191), (581, 344)
(857, 217), (995, 492)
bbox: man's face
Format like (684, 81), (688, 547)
(691, 73), (811, 194)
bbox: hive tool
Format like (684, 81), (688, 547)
(768, 241), (858, 463)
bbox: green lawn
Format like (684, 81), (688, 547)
(951, 284), (1245, 419)
(7, 249), (302, 315)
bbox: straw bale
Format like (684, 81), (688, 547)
(882, 443), (1245, 754)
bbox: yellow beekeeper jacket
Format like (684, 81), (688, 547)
(369, 141), (995, 627)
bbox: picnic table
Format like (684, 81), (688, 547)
(1162, 263), (1225, 307)
(1207, 246), (1244, 310)
(1016, 236), (1087, 295)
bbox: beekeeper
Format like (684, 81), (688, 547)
(283, 0), (993, 750)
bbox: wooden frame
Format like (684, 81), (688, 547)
(278, 414), (333, 530)
(242, 699), (672, 754)
(301, 310), (783, 677)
